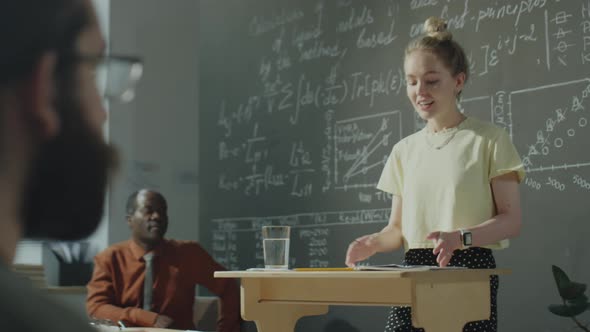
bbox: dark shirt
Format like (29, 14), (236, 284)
(0, 263), (94, 331)
(86, 239), (240, 331)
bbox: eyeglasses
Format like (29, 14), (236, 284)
(75, 54), (143, 103)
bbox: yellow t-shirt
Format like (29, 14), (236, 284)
(377, 116), (525, 251)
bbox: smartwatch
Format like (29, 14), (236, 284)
(460, 229), (472, 248)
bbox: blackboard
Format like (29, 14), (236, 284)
(198, 1), (590, 331)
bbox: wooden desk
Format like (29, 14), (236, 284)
(215, 269), (508, 332)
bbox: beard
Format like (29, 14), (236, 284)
(21, 74), (119, 241)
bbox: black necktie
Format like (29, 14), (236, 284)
(143, 252), (154, 311)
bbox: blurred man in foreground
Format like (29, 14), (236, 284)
(0, 0), (141, 330)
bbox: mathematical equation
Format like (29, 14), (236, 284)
(205, 0), (590, 204)
(211, 209), (390, 270)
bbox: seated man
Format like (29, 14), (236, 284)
(87, 189), (241, 331)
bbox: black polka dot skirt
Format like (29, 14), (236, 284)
(384, 247), (498, 332)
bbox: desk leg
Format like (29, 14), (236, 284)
(411, 279), (490, 332)
(240, 279), (329, 332)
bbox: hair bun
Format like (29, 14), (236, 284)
(424, 17), (452, 41)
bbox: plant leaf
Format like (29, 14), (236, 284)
(552, 265), (571, 292)
(548, 303), (590, 317)
(566, 294), (588, 307)
(562, 282), (587, 300)
(551, 265), (584, 299)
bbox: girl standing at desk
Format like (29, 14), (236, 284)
(345, 17), (525, 332)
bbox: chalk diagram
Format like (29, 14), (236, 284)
(440, 78), (590, 175)
(333, 110), (402, 190)
(509, 78), (590, 174)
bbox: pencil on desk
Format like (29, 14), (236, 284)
(294, 268), (354, 271)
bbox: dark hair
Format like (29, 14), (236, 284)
(126, 189), (168, 217)
(0, 0), (90, 87)
(405, 17), (469, 98)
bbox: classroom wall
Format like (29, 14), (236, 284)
(107, 0), (201, 245)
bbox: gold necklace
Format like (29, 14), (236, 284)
(424, 128), (459, 149)
(423, 116), (467, 150)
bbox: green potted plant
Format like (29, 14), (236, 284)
(548, 265), (590, 331)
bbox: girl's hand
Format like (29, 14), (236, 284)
(426, 231), (462, 267)
(345, 234), (378, 267)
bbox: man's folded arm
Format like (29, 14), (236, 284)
(86, 257), (158, 327)
(191, 244), (241, 332)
